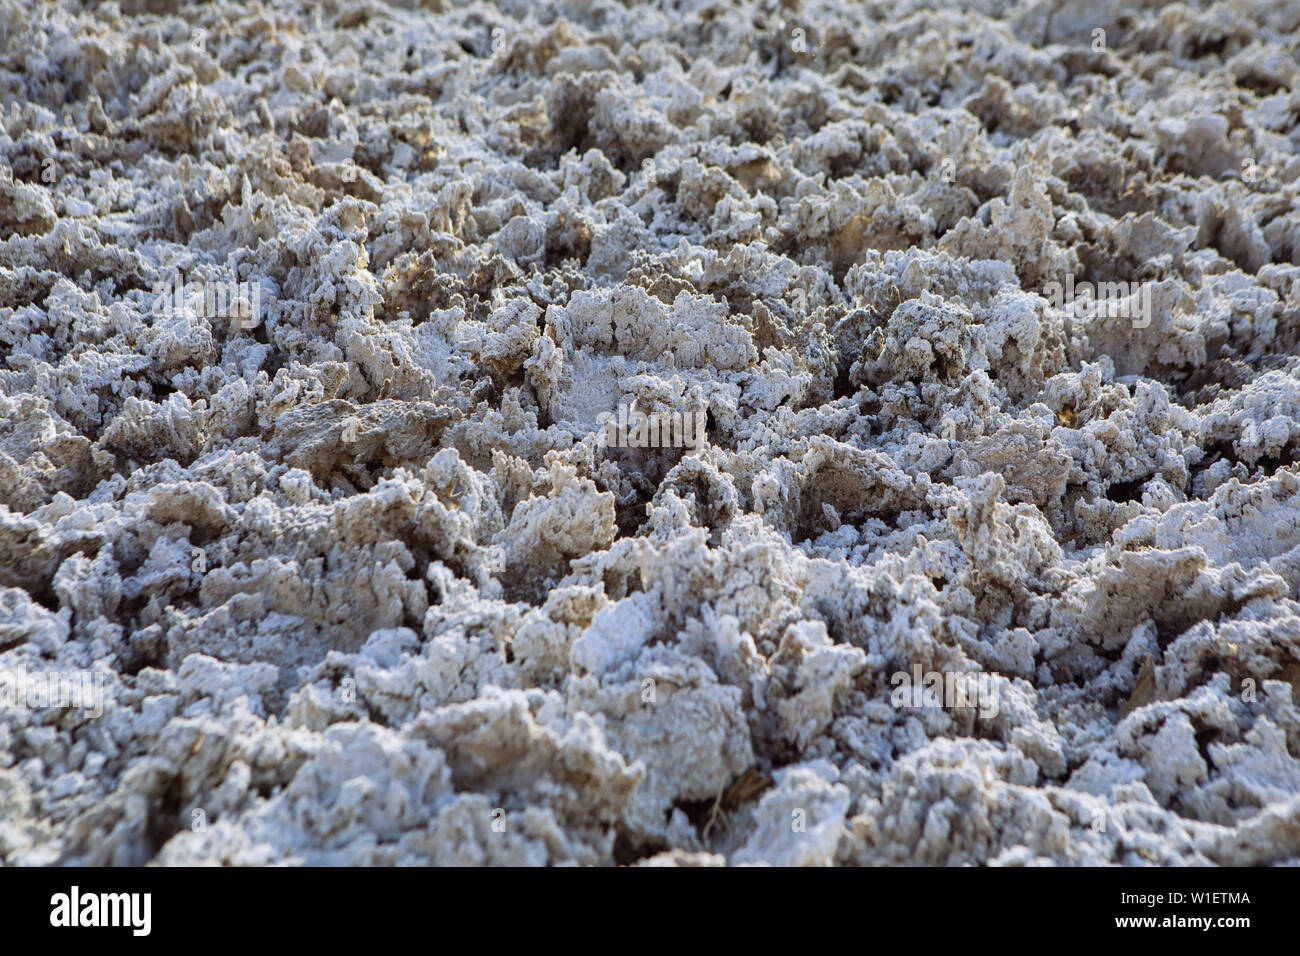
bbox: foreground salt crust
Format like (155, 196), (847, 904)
(1, 0), (1300, 865)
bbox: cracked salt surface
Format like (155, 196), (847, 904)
(1, 0), (1300, 866)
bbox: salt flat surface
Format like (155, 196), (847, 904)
(2, 0), (1299, 865)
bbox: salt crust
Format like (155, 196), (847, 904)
(1, 0), (1300, 865)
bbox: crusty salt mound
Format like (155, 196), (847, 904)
(2, 0), (1300, 866)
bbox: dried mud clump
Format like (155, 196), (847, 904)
(2, 0), (1300, 866)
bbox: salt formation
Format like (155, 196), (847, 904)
(1, 0), (1299, 866)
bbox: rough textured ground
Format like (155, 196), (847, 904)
(2, 0), (1300, 866)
